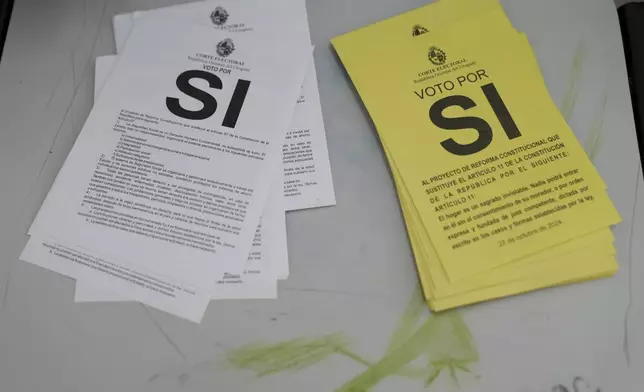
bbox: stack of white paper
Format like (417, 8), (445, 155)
(20, 0), (335, 323)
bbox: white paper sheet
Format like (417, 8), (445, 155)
(73, 25), (291, 303)
(113, 0), (335, 211)
(26, 17), (304, 282)
(93, 54), (289, 281)
(21, 15), (310, 320)
(72, 0), (327, 304)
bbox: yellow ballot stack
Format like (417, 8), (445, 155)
(332, 0), (621, 310)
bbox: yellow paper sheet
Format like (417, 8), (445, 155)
(332, 7), (620, 282)
(331, 0), (619, 310)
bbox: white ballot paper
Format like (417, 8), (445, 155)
(21, 14), (310, 322)
(113, 0), (335, 211)
(73, 0), (323, 304)
(73, 55), (287, 303)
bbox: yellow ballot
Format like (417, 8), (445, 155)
(332, 0), (620, 310)
(383, 28), (617, 301)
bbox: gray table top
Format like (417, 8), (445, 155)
(0, 0), (642, 391)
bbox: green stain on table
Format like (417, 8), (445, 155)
(560, 41), (585, 121)
(584, 90), (607, 162)
(224, 289), (479, 391)
(225, 333), (352, 377)
(558, 40), (607, 162)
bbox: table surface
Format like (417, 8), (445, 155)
(0, 0), (642, 391)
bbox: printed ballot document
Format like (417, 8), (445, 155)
(72, 55), (287, 303)
(113, 0), (335, 211)
(21, 15), (311, 321)
(71, 0), (331, 305)
(333, 4), (620, 283)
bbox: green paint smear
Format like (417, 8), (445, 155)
(584, 90), (607, 162)
(225, 333), (351, 377)
(561, 41), (585, 121)
(559, 40), (606, 162)
(224, 289), (479, 391)
(384, 287), (425, 356)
